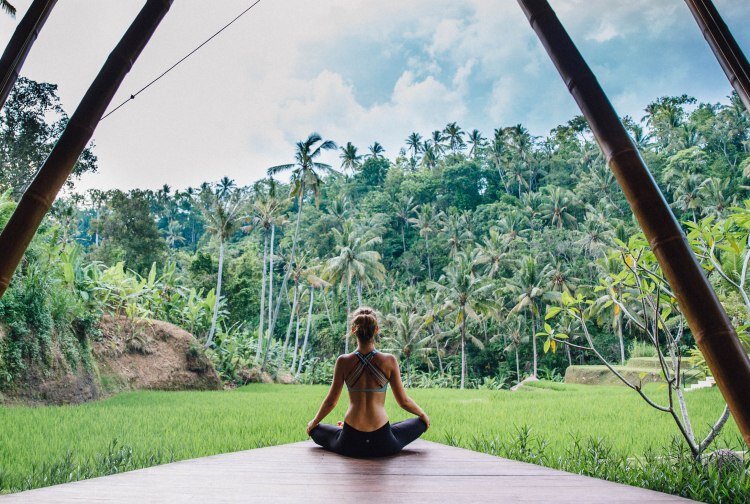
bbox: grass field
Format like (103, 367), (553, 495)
(0, 382), (741, 494)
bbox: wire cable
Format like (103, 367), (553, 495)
(101, 0), (262, 120)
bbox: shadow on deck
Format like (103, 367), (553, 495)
(0, 440), (695, 503)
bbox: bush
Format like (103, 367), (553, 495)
(628, 340), (657, 358)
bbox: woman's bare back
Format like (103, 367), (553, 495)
(341, 351), (394, 431)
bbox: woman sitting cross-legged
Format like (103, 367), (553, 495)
(307, 306), (430, 458)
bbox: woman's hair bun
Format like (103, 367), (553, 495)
(351, 306), (378, 342)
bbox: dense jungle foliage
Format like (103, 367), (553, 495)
(1, 79), (750, 394)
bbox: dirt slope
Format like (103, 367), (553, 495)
(94, 315), (222, 393)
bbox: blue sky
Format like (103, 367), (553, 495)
(1, 0), (749, 191)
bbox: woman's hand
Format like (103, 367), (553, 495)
(419, 412), (430, 430)
(306, 420), (318, 436)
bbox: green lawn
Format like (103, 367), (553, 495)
(0, 382), (740, 494)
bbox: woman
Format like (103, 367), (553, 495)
(307, 306), (430, 458)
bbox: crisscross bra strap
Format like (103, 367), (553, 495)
(346, 350), (389, 392)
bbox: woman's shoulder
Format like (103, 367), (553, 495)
(374, 350), (397, 364)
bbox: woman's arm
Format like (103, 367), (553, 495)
(307, 356), (345, 435)
(388, 355), (430, 429)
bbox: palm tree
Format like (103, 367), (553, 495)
(672, 174), (705, 222)
(408, 203), (441, 280)
(467, 129), (486, 158)
(577, 208), (615, 258)
(420, 141), (438, 170)
(244, 187), (288, 361)
(395, 196), (415, 254)
(422, 289), (448, 373)
(443, 122), (466, 154)
(368, 142), (385, 159)
(475, 228), (507, 278)
(439, 208), (474, 258)
(540, 187), (577, 229)
(339, 142), (362, 174)
(590, 255), (628, 365)
(200, 182), (245, 347)
(1, 1), (15, 17)
(266, 133), (337, 337)
(295, 270), (330, 378)
(383, 311), (431, 386)
(431, 251), (492, 389)
(700, 177), (735, 218)
(487, 130), (510, 193)
(431, 130), (446, 157)
(405, 132), (422, 159)
(161, 220), (185, 248)
(508, 256), (548, 377)
(324, 220), (386, 352)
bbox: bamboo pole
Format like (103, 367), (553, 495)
(684, 0), (750, 111)
(516, 0), (750, 448)
(0, 0), (58, 110)
(0, 0), (173, 298)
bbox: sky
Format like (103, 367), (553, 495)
(1, 0), (749, 192)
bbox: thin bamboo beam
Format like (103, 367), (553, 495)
(0, 0), (58, 110)
(0, 0), (173, 297)
(684, 0), (750, 111)
(516, 0), (750, 448)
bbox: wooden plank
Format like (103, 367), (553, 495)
(0, 440), (697, 503)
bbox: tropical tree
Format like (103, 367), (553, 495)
(201, 181), (246, 347)
(383, 311), (431, 386)
(244, 186), (288, 360)
(467, 129), (486, 158)
(508, 255), (547, 377)
(339, 141), (362, 174)
(408, 203), (442, 280)
(368, 142), (385, 159)
(324, 219), (386, 352)
(405, 132), (422, 160)
(1, 1), (15, 17)
(443, 122), (465, 154)
(266, 133), (337, 336)
(431, 251), (492, 388)
(394, 195), (415, 254)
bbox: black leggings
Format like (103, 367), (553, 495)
(310, 418), (426, 458)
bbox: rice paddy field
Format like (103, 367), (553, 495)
(0, 382), (741, 495)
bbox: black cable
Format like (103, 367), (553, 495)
(101, 0), (262, 120)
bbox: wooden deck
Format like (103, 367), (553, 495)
(0, 440), (696, 503)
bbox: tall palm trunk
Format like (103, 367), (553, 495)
(266, 223), (275, 346)
(515, 346), (521, 380)
(296, 286), (315, 378)
(616, 313), (625, 364)
(460, 307), (466, 389)
(322, 288), (335, 333)
(401, 225), (407, 253)
(356, 280), (363, 306)
(206, 237), (224, 347)
(434, 329), (444, 374)
(270, 187), (304, 336)
(272, 281), (298, 371)
(255, 232), (268, 360)
(345, 284), (351, 353)
(530, 310), (537, 378)
(425, 234), (432, 280)
(290, 301), (302, 371)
